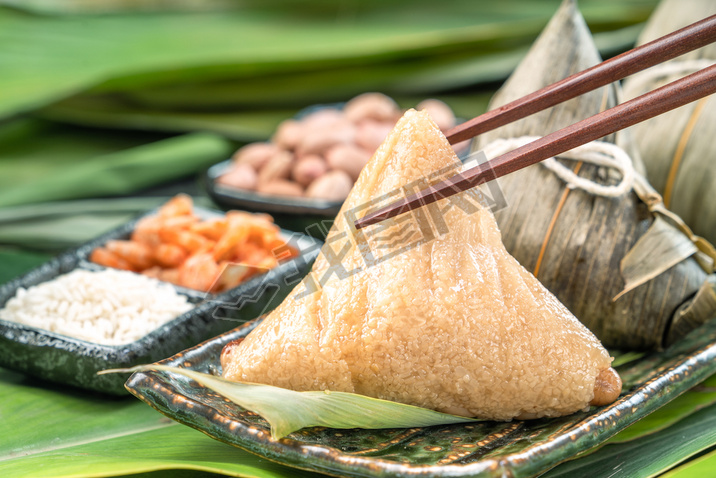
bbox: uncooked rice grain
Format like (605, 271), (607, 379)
(0, 269), (193, 345)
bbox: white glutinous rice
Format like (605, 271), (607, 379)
(0, 269), (193, 345)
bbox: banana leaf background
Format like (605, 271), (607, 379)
(2, 0), (716, 476)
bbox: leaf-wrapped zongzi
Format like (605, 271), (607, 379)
(621, 0), (716, 245)
(473, 0), (716, 350)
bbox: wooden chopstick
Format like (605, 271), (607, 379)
(354, 64), (716, 230)
(445, 14), (716, 145)
(354, 16), (716, 230)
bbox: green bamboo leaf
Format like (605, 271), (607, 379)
(394, 24), (645, 93)
(609, 350), (646, 367)
(662, 446), (716, 477)
(0, 128), (232, 208)
(0, 1), (657, 119)
(0, 249), (51, 284)
(0, 197), (165, 222)
(0, 213), (138, 250)
(542, 399), (716, 478)
(37, 25), (636, 124)
(111, 23), (643, 111)
(107, 365), (480, 439)
(39, 92), (494, 140)
(40, 95), (297, 141)
(0, 0), (238, 14)
(0, 119), (166, 189)
(112, 46), (529, 110)
(0, 367), (318, 478)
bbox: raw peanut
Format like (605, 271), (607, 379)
(355, 120), (394, 152)
(589, 367), (622, 406)
(306, 170), (353, 201)
(297, 120), (355, 156)
(273, 119), (304, 150)
(301, 108), (344, 128)
(325, 143), (371, 180)
(232, 142), (279, 170)
(292, 155), (328, 187)
(417, 99), (456, 131)
(217, 163), (258, 190)
(257, 179), (305, 198)
(258, 151), (294, 184)
(344, 92), (401, 124)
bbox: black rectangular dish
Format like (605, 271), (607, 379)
(0, 206), (321, 395)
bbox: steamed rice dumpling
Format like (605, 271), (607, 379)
(222, 109), (620, 420)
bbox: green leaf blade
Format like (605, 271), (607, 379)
(119, 365), (479, 439)
(662, 446), (716, 478)
(0, 1), (657, 120)
(0, 125), (233, 209)
(0, 368), (312, 478)
(542, 400), (716, 478)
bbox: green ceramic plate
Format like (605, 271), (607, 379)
(125, 317), (716, 477)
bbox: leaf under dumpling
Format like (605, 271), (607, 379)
(105, 365), (480, 439)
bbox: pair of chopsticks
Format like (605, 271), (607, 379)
(355, 15), (716, 230)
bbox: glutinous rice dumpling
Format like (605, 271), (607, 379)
(221, 109), (620, 421)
